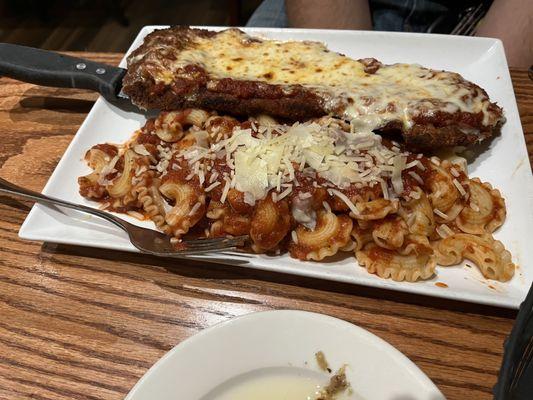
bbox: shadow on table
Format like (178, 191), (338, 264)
(40, 241), (517, 319)
(15, 96), (96, 114)
(9, 86), (145, 121)
(0, 194), (32, 212)
(8, 86), (97, 120)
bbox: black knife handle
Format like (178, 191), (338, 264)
(0, 43), (126, 102)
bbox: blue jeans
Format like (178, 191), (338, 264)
(246, 0), (469, 34)
(246, 0), (288, 28)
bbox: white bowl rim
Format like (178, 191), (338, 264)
(125, 309), (442, 399)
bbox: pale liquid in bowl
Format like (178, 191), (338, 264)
(201, 367), (357, 400)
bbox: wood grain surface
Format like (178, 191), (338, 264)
(0, 53), (532, 400)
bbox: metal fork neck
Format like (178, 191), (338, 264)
(0, 177), (128, 231)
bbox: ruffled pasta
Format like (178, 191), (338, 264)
(107, 149), (135, 198)
(227, 189), (254, 214)
(427, 160), (465, 222)
(159, 176), (206, 236)
(290, 211), (352, 261)
(135, 177), (170, 233)
(206, 199), (251, 237)
(78, 145), (121, 199)
(399, 189), (435, 237)
(356, 235), (436, 282)
(183, 108), (210, 127)
(153, 108), (210, 143)
(154, 111), (186, 142)
(433, 233), (514, 281)
(85, 146), (116, 172)
(371, 216), (409, 250)
(250, 195), (291, 252)
(351, 225), (374, 252)
(205, 115), (239, 142)
(176, 130), (210, 151)
(456, 178), (505, 234)
(355, 199), (399, 220)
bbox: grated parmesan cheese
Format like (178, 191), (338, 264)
(405, 160), (419, 169)
(291, 230), (299, 244)
(436, 224), (454, 239)
(220, 179), (231, 203)
(433, 208), (449, 219)
(209, 170), (219, 183)
(98, 155), (119, 182)
(328, 188), (359, 216)
(188, 201), (202, 216)
(391, 155), (406, 195)
(278, 186), (293, 201)
(470, 202), (480, 212)
(452, 178), (467, 196)
(165, 118), (448, 208)
(408, 170), (424, 185)
(380, 179), (389, 200)
(450, 167), (460, 177)
(430, 157), (440, 166)
(198, 168), (205, 186)
(205, 181), (221, 192)
(133, 144), (151, 156)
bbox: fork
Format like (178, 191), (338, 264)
(0, 177), (248, 256)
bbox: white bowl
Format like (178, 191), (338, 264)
(126, 310), (444, 400)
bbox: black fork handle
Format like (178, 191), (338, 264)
(0, 43), (126, 102)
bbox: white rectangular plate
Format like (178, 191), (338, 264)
(20, 26), (533, 308)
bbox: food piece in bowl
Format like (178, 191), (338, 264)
(316, 365), (350, 400)
(78, 109), (514, 282)
(315, 351), (331, 373)
(122, 27), (504, 150)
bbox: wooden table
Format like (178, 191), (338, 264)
(0, 53), (531, 400)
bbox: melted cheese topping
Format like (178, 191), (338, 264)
(146, 29), (498, 132)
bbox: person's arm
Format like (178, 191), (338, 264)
(285, 0), (372, 30)
(476, 0), (532, 68)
